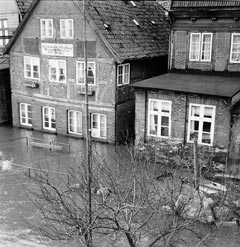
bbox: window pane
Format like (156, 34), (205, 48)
(202, 133), (211, 144)
(161, 127), (169, 137)
(151, 101), (159, 112)
(162, 102), (170, 113)
(233, 35), (240, 44)
(204, 107), (213, 118)
(149, 114), (158, 135)
(191, 106), (200, 117)
(190, 34), (200, 60)
(203, 122), (211, 133)
(161, 116), (169, 126)
(190, 131), (199, 141)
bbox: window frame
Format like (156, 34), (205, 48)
(187, 103), (216, 146)
(40, 19), (53, 39)
(42, 106), (56, 131)
(189, 32), (213, 62)
(49, 59), (66, 83)
(200, 33), (213, 62)
(0, 19), (9, 47)
(91, 113), (107, 139)
(68, 110), (82, 135)
(76, 61), (95, 85)
(230, 33), (240, 63)
(60, 19), (74, 39)
(19, 103), (32, 127)
(117, 63), (130, 86)
(24, 56), (40, 80)
(147, 99), (172, 138)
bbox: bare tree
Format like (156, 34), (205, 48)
(25, 143), (220, 247)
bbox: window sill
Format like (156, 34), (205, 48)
(19, 125), (33, 130)
(66, 133), (83, 139)
(42, 129), (57, 134)
(91, 137), (108, 143)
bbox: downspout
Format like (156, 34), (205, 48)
(226, 100), (233, 173)
(144, 90), (148, 143)
(183, 93), (189, 145)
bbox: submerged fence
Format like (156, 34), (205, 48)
(0, 136), (70, 153)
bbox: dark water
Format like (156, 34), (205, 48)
(0, 124), (117, 171)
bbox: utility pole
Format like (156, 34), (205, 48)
(83, 0), (92, 246)
(193, 138), (200, 189)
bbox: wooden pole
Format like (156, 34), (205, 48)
(83, 0), (92, 246)
(193, 138), (200, 189)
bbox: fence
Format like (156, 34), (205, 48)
(28, 137), (70, 153)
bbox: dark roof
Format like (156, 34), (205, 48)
(171, 0), (240, 8)
(15, 0), (33, 16)
(5, 0), (170, 62)
(131, 73), (240, 97)
(86, 1), (169, 60)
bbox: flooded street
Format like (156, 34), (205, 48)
(0, 124), (116, 247)
(1, 125), (240, 247)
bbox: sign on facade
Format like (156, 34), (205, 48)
(41, 43), (74, 57)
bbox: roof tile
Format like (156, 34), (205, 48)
(86, 0), (169, 60)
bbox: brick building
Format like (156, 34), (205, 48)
(132, 0), (240, 150)
(4, 0), (169, 143)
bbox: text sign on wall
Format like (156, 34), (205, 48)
(41, 43), (74, 57)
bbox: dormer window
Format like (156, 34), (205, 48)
(189, 33), (212, 62)
(117, 63), (130, 86)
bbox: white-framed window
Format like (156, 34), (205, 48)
(187, 104), (215, 146)
(20, 103), (32, 126)
(76, 61), (95, 85)
(49, 59), (66, 83)
(60, 19), (74, 39)
(91, 113), (107, 139)
(148, 99), (171, 138)
(24, 56), (40, 80)
(40, 19), (53, 39)
(189, 33), (212, 62)
(117, 63), (130, 86)
(68, 110), (82, 135)
(42, 106), (56, 131)
(0, 19), (9, 46)
(230, 33), (240, 63)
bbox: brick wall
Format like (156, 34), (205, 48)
(12, 94), (116, 143)
(173, 31), (187, 70)
(9, 0), (117, 142)
(135, 89), (231, 149)
(172, 30), (240, 72)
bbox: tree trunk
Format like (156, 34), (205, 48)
(125, 232), (136, 247)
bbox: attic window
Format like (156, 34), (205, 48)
(151, 20), (156, 25)
(130, 1), (136, 6)
(133, 19), (139, 26)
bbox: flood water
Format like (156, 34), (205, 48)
(0, 124), (118, 247)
